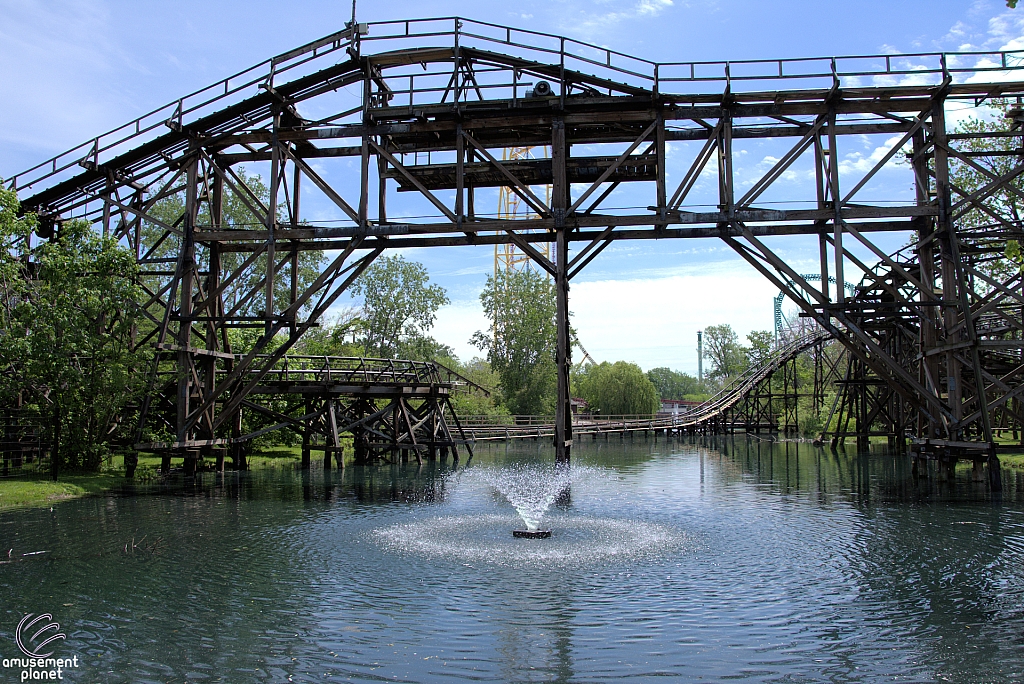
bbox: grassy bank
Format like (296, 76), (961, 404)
(999, 453), (1024, 469)
(0, 445), (312, 513)
(0, 473), (125, 512)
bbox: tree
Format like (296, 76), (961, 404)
(746, 330), (775, 367)
(291, 309), (364, 357)
(0, 186), (36, 407)
(471, 268), (558, 415)
(576, 361), (660, 416)
(350, 254), (449, 358)
(448, 358), (508, 419)
(1, 187), (143, 476)
(647, 367), (702, 400)
(398, 335), (458, 365)
(703, 323), (748, 380)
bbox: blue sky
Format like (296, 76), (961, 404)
(2, 0), (1023, 373)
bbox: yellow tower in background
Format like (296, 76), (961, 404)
(495, 146), (551, 275)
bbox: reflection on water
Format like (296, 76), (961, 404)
(0, 437), (1022, 682)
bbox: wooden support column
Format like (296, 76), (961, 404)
(933, 95), (1001, 491)
(201, 173), (224, 465)
(378, 146), (388, 225)
(815, 135), (831, 303)
(555, 223), (572, 464)
(718, 107), (734, 215)
(933, 99), (965, 425)
(290, 163), (300, 338)
(827, 105), (845, 304)
(102, 174), (112, 238)
(177, 151), (199, 474)
(913, 128), (940, 440)
(655, 110), (666, 229)
(552, 117), (572, 464)
(456, 125), (465, 229)
(266, 110), (282, 338)
(360, 67), (371, 231)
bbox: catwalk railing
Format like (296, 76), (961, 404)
(8, 17), (1024, 197)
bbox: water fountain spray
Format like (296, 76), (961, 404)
(482, 463), (572, 538)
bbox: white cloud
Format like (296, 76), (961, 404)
(838, 134), (910, 177)
(433, 300), (490, 362)
(567, 0), (676, 38)
(570, 264), (778, 373)
(637, 0), (673, 16)
(426, 257), (782, 374)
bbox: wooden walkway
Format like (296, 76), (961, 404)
(463, 332), (828, 443)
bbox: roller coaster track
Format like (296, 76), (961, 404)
(463, 331), (828, 442)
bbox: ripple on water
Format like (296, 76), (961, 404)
(372, 513), (688, 569)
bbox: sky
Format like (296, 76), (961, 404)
(2, 0), (1023, 374)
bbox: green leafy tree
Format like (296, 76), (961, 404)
(647, 367), (702, 399)
(746, 330), (775, 367)
(350, 254), (449, 358)
(576, 361), (660, 416)
(1, 187), (143, 476)
(398, 335), (457, 365)
(291, 309), (364, 357)
(703, 323), (748, 381)
(0, 186), (35, 406)
(471, 268), (558, 415)
(448, 358), (509, 419)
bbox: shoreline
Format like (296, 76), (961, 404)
(0, 447), (306, 513)
(3, 446), (1022, 514)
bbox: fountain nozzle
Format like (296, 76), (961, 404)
(512, 529), (552, 539)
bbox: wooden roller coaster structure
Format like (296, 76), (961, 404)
(8, 17), (1024, 489)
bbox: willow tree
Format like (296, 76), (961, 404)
(647, 367), (703, 400)
(576, 361), (659, 416)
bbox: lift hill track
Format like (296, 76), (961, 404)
(464, 331), (829, 442)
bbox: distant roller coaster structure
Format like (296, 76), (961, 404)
(773, 275), (856, 342)
(7, 16), (1024, 489)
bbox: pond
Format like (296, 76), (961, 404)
(1, 437), (1023, 682)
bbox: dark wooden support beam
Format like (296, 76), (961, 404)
(552, 117), (572, 464)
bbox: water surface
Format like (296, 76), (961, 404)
(1, 437), (1022, 682)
